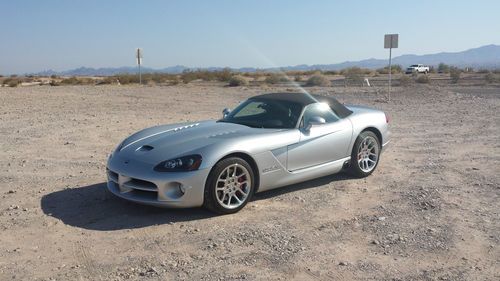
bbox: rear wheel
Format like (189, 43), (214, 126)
(203, 157), (255, 214)
(350, 131), (380, 178)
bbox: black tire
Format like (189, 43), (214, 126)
(349, 131), (381, 178)
(203, 157), (255, 214)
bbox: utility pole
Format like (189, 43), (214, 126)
(384, 34), (398, 101)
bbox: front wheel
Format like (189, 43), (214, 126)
(203, 157), (255, 214)
(349, 131), (381, 178)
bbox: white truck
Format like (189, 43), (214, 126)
(405, 64), (430, 74)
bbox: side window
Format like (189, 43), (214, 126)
(300, 103), (339, 127)
(232, 101), (266, 118)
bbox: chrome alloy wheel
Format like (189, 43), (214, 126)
(357, 136), (379, 173)
(215, 163), (251, 209)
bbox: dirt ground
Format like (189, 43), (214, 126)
(0, 83), (499, 281)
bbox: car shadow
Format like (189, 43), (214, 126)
(253, 172), (355, 200)
(40, 183), (215, 231)
(41, 172), (356, 231)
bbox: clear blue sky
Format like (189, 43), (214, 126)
(1, 0), (499, 74)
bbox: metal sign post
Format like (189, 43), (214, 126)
(384, 34), (398, 101)
(136, 48), (143, 85)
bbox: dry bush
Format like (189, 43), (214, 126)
(60, 77), (80, 85)
(342, 67), (366, 86)
(228, 75), (248, 87)
(265, 73), (289, 84)
(399, 74), (411, 86)
(3, 78), (21, 87)
(438, 63), (450, 73)
(115, 74), (140, 84)
(323, 70), (340, 75)
(179, 68), (233, 84)
(305, 74), (330, 86)
(377, 64), (402, 74)
(449, 67), (461, 83)
(59, 77), (94, 85)
(485, 73), (499, 83)
(96, 77), (120, 85)
(415, 75), (430, 84)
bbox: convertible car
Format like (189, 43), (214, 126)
(106, 93), (390, 214)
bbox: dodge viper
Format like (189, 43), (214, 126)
(106, 92), (390, 214)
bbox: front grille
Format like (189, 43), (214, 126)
(123, 178), (157, 191)
(107, 169), (158, 193)
(107, 169), (119, 182)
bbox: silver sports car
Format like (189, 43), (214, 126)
(106, 93), (390, 214)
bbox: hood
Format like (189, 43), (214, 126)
(114, 120), (280, 165)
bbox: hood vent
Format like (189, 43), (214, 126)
(137, 145), (154, 152)
(172, 123), (200, 132)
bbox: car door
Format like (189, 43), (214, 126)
(287, 103), (352, 171)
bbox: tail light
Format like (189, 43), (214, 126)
(385, 113), (390, 123)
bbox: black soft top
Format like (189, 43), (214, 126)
(250, 92), (352, 118)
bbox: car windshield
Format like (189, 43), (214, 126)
(410, 65), (418, 67)
(219, 98), (303, 129)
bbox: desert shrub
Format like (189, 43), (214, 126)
(485, 73), (498, 83)
(181, 71), (197, 84)
(216, 68), (232, 82)
(169, 76), (180, 85)
(323, 70), (339, 75)
(437, 63), (450, 73)
(305, 74), (330, 87)
(449, 67), (461, 83)
(3, 78), (20, 87)
(493, 69), (500, 74)
(399, 74), (411, 86)
(377, 64), (402, 74)
(265, 73), (289, 84)
(50, 74), (58, 79)
(97, 76), (120, 85)
(115, 74), (139, 84)
(476, 68), (490, 74)
(343, 67), (365, 86)
(179, 69), (233, 83)
(415, 75), (430, 84)
(228, 75), (248, 87)
(60, 77), (80, 85)
(294, 75), (302, 82)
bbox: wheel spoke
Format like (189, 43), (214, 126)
(236, 187), (247, 195)
(233, 195), (242, 204)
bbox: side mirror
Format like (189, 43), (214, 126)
(222, 108), (231, 118)
(304, 116), (326, 131)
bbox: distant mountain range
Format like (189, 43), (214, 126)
(33, 44), (500, 76)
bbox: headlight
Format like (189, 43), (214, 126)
(154, 155), (202, 172)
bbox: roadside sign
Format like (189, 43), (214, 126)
(384, 34), (398, 49)
(136, 48), (143, 65)
(136, 48), (143, 84)
(384, 34), (399, 101)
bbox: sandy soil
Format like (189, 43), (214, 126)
(0, 83), (499, 281)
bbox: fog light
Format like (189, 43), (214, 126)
(179, 184), (186, 195)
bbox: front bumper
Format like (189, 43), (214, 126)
(106, 156), (210, 208)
